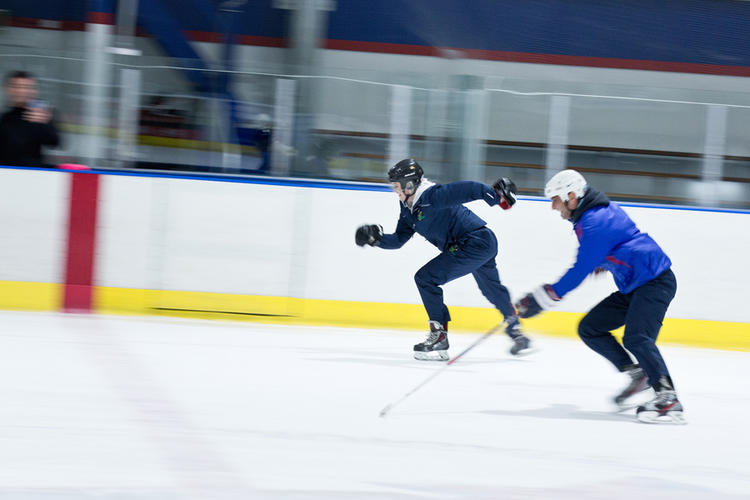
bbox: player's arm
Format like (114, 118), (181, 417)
(356, 217), (415, 249)
(516, 218), (611, 317)
(425, 179), (517, 210)
(552, 230), (611, 299)
(378, 217), (415, 249)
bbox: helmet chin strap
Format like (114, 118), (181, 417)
(403, 191), (415, 207)
(400, 180), (419, 206)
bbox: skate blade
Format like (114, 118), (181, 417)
(615, 403), (638, 412)
(414, 350), (449, 361)
(636, 410), (687, 425)
(510, 346), (538, 357)
(615, 392), (653, 412)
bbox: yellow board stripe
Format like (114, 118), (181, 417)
(0, 281), (62, 311)
(93, 286), (750, 351)
(1, 281), (748, 351)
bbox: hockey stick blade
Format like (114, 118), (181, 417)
(378, 323), (504, 418)
(378, 404), (393, 418)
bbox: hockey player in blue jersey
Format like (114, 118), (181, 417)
(515, 169), (685, 424)
(355, 158), (532, 361)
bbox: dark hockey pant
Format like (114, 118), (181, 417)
(414, 227), (515, 326)
(578, 268), (677, 387)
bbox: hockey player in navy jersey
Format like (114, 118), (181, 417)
(515, 169), (685, 424)
(355, 158), (532, 361)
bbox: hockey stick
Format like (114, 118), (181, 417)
(378, 323), (504, 418)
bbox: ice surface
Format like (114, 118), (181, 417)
(0, 312), (748, 499)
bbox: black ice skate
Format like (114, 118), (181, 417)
(506, 316), (532, 356)
(636, 376), (686, 424)
(414, 321), (449, 361)
(614, 364), (649, 409)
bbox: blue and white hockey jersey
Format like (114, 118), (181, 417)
(552, 188), (672, 297)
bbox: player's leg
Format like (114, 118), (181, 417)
(621, 272), (675, 388)
(414, 253), (455, 326)
(412, 236), (494, 360)
(578, 292), (632, 366)
(578, 292), (648, 406)
(473, 259), (532, 356)
(467, 231), (515, 318)
(623, 269), (684, 423)
(467, 230), (531, 355)
(412, 254), (457, 360)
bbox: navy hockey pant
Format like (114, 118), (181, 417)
(578, 268), (677, 387)
(414, 227), (515, 327)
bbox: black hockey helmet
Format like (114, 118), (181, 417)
(388, 158), (423, 192)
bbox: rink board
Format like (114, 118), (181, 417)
(0, 166), (747, 350)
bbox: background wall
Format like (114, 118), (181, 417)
(3, 1), (750, 157)
(5, 25), (749, 156)
(6, 0), (750, 69)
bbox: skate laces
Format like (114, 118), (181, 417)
(505, 316), (521, 337)
(424, 321), (446, 345)
(654, 389), (677, 405)
(628, 367), (645, 381)
(422, 327), (445, 345)
(625, 369), (647, 394)
(424, 330), (440, 344)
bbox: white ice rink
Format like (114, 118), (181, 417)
(0, 311), (748, 500)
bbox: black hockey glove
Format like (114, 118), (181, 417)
(355, 224), (383, 247)
(516, 293), (543, 318)
(492, 177), (517, 210)
(515, 285), (560, 318)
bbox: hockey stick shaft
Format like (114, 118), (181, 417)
(378, 323), (503, 418)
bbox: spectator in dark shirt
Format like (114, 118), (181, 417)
(0, 71), (60, 167)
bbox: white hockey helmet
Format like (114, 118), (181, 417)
(545, 169), (587, 200)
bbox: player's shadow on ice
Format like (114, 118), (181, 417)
(307, 356), (518, 369)
(482, 404), (635, 423)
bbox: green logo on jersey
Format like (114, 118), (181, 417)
(416, 210), (425, 221)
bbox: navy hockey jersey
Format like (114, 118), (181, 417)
(379, 180), (502, 252)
